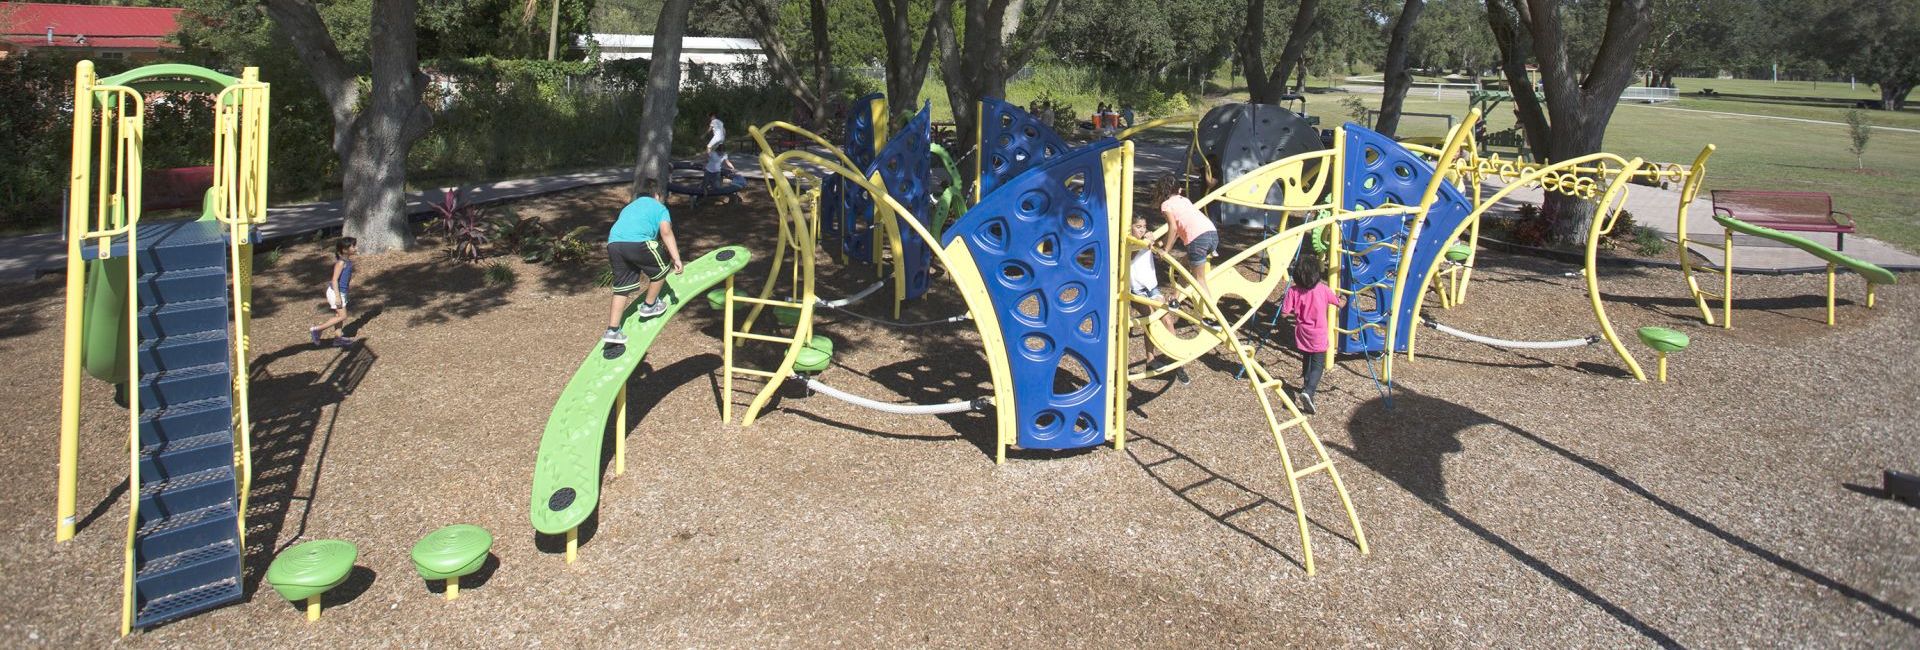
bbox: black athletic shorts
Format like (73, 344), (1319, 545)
(608, 240), (667, 294)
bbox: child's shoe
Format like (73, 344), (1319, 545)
(332, 336), (357, 347)
(602, 328), (629, 345)
(309, 328), (322, 346)
(638, 301), (668, 318)
(1174, 368), (1192, 385)
(1298, 392), (1317, 415)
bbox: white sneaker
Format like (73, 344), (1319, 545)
(602, 328), (628, 345)
(638, 301), (668, 318)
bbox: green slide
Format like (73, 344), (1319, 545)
(82, 258), (132, 382)
(1713, 215), (1898, 285)
(529, 246), (751, 536)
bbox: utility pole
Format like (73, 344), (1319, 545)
(547, 0), (561, 60)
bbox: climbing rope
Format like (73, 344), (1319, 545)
(800, 377), (989, 415)
(822, 309), (973, 327)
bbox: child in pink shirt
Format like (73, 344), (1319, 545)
(1280, 250), (1343, 414)
(1151, 176), (1218, 310)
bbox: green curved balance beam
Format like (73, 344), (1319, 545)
(529, 246), (751, 552)
(1712, 214), (1896, 326)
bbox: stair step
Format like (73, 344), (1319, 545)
(140, 398), (232, 447)
(136, 540), (242, 604)
(137, 298), (228, 341)
(138, 362), (230, 411)
(138, 330), (229, 374)
(136, 502), (239, 560)
(133, 576), (242, 629)
(137, 266), (229, 306)
(82, 220), (228, 272)
(139, 431), (234, 480)
(137, 466), (236, 527)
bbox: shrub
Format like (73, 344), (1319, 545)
(484, 260), (517, 286)
(1510, 202), (1553, 247)
(1632, 225), (1669, 256)
(487, 209), (546, 256)
(524, 225), (597, 265)
(431, 188), (488, 262)
(260, 248), (283, 268)
(1342, 96), (1370, 125)
(1845, 109), (1871, 168)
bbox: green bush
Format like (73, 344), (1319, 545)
(484, 260), (517, 286)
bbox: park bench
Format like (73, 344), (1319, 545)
(1710, 189), (1856, 250)
(1481, 127), (1531, 161)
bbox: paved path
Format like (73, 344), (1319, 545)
(1622, 104), (1920, 134)
(4, 139), (1913, 283)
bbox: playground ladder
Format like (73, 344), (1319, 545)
(99, 220), (249, 628)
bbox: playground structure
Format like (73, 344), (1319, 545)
(55, 61), (270, 634)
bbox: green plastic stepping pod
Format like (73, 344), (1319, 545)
(1636, 326), (1690, 383)
(265, 539), (358, 622)
(794, 335), (835, 374)
(1445, 242), (1473, 263)
(412, 525), (494, 601)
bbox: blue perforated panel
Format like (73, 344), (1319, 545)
(841, 93), (884, 262)
(868, 105), (934, 299)
(1338, 123), (1469, 353)
(978, 97), (1073, 201)
(942, 140), (1118, 450)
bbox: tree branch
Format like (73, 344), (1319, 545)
(1004, 0), (1067, 73)
(259, 0), (359, 151)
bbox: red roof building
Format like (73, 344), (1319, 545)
(1, 3), (184, 60)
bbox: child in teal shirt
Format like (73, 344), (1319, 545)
(602, 189), (685, 344)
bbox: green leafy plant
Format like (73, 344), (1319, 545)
(1510, 202), (1553, 247)
(524, 225), (597, 265)
(487, 209), (547, 256)
(432, 188), (489, 262)
(259, 248), (283, 268)
(1342, 96), (1370, 124)
(1845, 110), (1871, 169)
(484, 260), (517, 286)
(1632, 225), (1670, 256)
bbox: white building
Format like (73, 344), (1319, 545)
(583, 34), (765, 67)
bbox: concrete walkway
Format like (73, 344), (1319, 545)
(4, 140), (1914, 283)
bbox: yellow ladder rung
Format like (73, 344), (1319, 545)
(1290, 461), (1330, 479)
(1275, 416), (1308, 430)
(729, 368), (783, 379)
(731, 331), (799, 344)
(730, 295), (802, 308)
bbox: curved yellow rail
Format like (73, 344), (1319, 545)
(1670, 145), (1719, 325)
(1380, 110), (1480, 381)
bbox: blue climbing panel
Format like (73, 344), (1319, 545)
(1337, 123), (1472, 353)
(840, 93), (885, 263)
(942, 140), (1119, 451)
(978, 97), (1073, 201)
(868, 105), (934, 300)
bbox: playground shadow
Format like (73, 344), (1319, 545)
(1334, 387), (1920, 643)
(0, 280), (56, 344)
(1125, 433), (1367, 573)
(421, 554), (502, 597)
(239, 341), (377, 595)
(1601, 289), (1851, 326)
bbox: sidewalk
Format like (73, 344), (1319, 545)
(1479, 179), (1920, 273)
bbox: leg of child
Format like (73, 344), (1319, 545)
(310, 307), (347, 340)
(608, 289), (635, 329)
(641, 277), (666, 309)
(1300, 349), (1326, 398)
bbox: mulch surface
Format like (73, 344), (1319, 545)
(1, 184), (1915, 647)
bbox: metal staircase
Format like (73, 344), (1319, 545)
(93, 219), (247, 628)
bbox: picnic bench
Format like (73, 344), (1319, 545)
(1710, 189), (1856, 250)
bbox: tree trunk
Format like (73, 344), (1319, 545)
(1375, 0), (1425, 137)
(937, 0), (1065, 180)
(732, 0), (822, 125)
(1881, 80), (1913, 111)
(808, 0), (832, 126)
(1240, 0), (1318, 104)
(1488, 0), (1653, 246)
(263, 0), (429, 254)
(631, 0), (691, 197)
(874, 0), (952, 122)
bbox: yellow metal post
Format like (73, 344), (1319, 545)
(1826, 262), (1837, 325)
(1722, 229), (1734, 329)
(1867, 283), (1877, 308)
(446, 577), (460, 601)
(614, 384), (627, 476)
(565, 527), (578, 563)
(722, 276), (735, 424)
(306, 595), (321, 622)
(58, 60), (96, 544)
(1657, 352), (1668, 383)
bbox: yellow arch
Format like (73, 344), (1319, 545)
(743, 125), (1022, 462)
